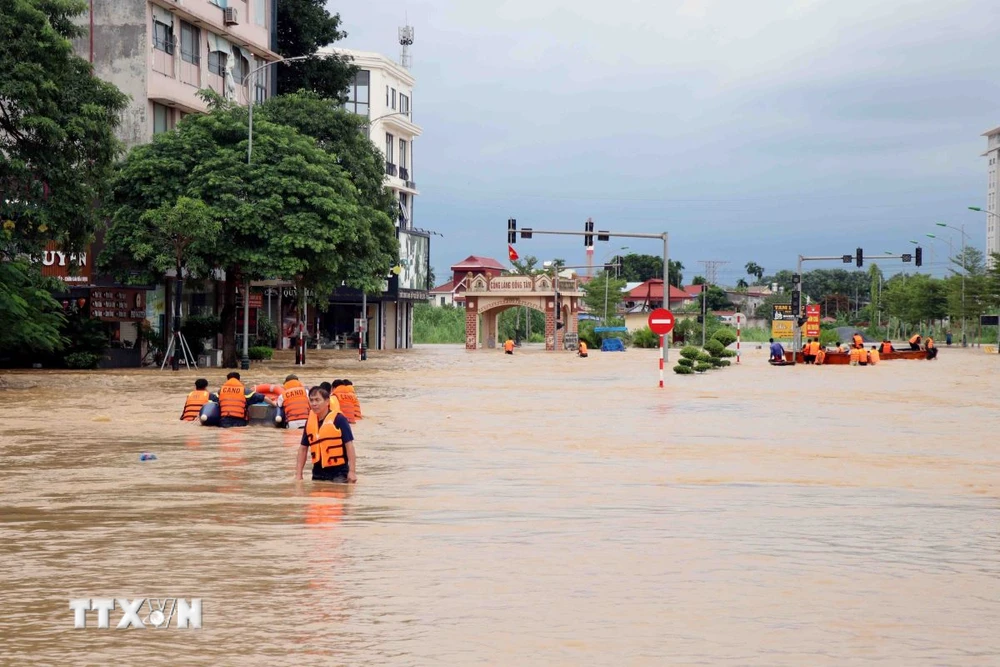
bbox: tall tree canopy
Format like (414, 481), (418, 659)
(0, 0), (127, 253)
(619, 253), (683, 286)
(100, 99), (397, 366)
(276, 0), (355, 99)
(0, 0), (127, 357)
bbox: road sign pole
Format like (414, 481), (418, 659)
(737, 321), (741, 364)
(659, 335), (664, 388)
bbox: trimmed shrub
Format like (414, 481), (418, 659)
(680, 345), (701, 360)
(712, 327), (737, 347)
(704, 339), (725, 357)
(695, 362), (713, 373)
(718, 359), (731, 367)
(65, 352), (101, 369)
(673, 364), (694, 374)
(248, 346), (273, 360)
(708, 357), (725, 367)
(697, 352), (713, 363)
(677, 357), (694, 367)
(721, 348), (737, 358)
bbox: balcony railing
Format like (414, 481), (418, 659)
(385, 162), (397, 177)
(398, 166), (409, 181)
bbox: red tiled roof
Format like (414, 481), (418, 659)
(625, 279), (693, 300)
(430, 279), (456, 294)
(450, 255), (506, 271)
(683, 284), (706, 295)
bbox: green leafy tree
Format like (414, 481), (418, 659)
(691, 275), (706, 285)
(582, 272), (627, 320)
(745, 261), (764, 283)
(619, 253), (683, 286)
(101, 100), (397, 367)
(275, 0), (355, 99)
(0, 0), (127, 356)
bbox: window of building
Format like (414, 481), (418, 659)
(232, 50), (249, 85)
(399, 139), (407, 169)
(343, 70), (370, 117)
(385, 133), (394, 163)
(386, 85), (389, 106)
(180, 22), (200, 64)
(399, 93), (409, 115)
(440, 297), (446, 306)
(153, 103), (171, 135)
(209, 49), (228, 75)
(391, 88), (396, 110)
(153, 20), (175, 54)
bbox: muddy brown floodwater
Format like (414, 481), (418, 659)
(1, 344), (998, 665)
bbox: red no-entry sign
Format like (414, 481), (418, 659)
(647, 308), (675, 335)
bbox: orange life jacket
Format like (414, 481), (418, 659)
(346, 386), (362, 419)
(305, 412), (346, 469)
(504, 340), (514, 352)
(849, 348), (860, 363)
(853, 334), (863, 348)
(809, 341), (820, 355)
(329, 394), (341, 415)
(926, 337), (934, 349)
(579, 341), (588, 354)
(219, 379), (247, 419)
(815, 349), (826, 365)
(869, 349), (880, 364)
(180, 390), (210, 421)
(909, 334), (920, 344)
(282, 380), (310, 423)
(881, 342), (893, 354)
(333, 386), (357, 423)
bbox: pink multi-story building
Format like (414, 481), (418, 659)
(75, 0), (280, 148)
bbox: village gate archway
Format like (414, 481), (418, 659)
(462, 273), (584, 351)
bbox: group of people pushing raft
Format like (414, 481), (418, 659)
(179, 373), (363, 428)
(179, 373), (365, 483)
(771, 332), (938, 366)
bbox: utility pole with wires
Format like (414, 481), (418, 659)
(698, 260), (728, 346)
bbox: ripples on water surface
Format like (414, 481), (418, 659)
(1, 345), (998, 665)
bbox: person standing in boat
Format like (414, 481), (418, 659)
(909, 333), (922, 351)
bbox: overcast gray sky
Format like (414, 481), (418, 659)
(329, 0), (1000, 285)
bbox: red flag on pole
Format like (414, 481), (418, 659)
(508, 245), (519, 262)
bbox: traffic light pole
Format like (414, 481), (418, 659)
(509, 226), (669, 362)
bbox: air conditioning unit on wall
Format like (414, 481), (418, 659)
(223, 7), (238, 25)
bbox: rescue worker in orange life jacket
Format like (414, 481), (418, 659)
(909, 333), (922, 351)
(925, 336), (938, 360)
(578, 340), (588, 358)
(504, 339), (515, 355)
(180, 378), (217, 421)
(852, 332), (864, 349)
(218, 372), (275, 428)
(296, 385), (357, 484)
(869, 344), (880, 364)
(320, 382), (342, 416)
(276, 373), (311, 429)
(881, 340), (894, 355)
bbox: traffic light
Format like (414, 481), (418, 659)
(842, 254), (852, 264)
(797, 315), (808, 327)
(556, 321), (564, 330)
(507, 218), (516, 244)
(791, 289), (801, 315)
(584, 219), (594, 247)
(915, 246), (922, 267)
(597, 230), (610, 242)
(902, 253), (912, 263)
(521, 227), (533, 239)
(856, 247), (863, 268)
(555, 302), (561, 320)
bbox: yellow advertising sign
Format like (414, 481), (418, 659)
(771, 320), (794, 338)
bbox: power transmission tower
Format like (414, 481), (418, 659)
(697, 260), (728, 346)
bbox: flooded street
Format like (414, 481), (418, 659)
(1, 344), (998, 665)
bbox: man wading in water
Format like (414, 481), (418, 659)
(295, 386), (357, 484)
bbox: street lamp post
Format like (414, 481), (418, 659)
(937, 222), (971, 345)
(603, 246), (628, 324)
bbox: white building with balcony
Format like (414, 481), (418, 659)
(983, 126), (1000, 263)
(75, 0), (280, 149)
(317, 46), (428, 350)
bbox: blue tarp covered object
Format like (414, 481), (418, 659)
(601, 337), (626, 352)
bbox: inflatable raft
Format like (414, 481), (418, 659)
(198, 402), (286, 427)
(782, 349), (930, 365)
